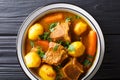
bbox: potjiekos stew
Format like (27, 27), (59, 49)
(24, 11), (97, 80)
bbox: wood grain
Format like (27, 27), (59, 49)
(0, 0), (120, 80)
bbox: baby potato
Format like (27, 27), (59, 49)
(28, 23), (44, 40)
(68, 41), (85, 57)
(38, 64), (56, 80)
(25, 51), (41, 68)
(74, 21), (87, 36)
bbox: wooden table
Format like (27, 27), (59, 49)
(0, 0), (120, 80)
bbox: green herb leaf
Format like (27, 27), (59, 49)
(54, 65), (62, 72)
(65, 17), (71, 22)
(53, 44), (59, 51)
(75, 15), (81, 19)
(68, 45), (75, 52)
(56, 73), (63, 80)
(43, 32), (50, 40)
(87, 55), (93, 58)
(37, 47), (45, 58)
(39, 32), (51, 41)
(49, 22), (58, 32)
(30, 41), (34, 48)
(83, 59), (92, 66)
(57, 40), (63, 45)
(47, 36), (52, 42)
(57, 40), (70, 48)
(66, 41), (70, 47)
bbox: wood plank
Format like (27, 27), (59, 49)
(0, 0), (120, 35)
(0, 64), (30, 80)
(0, 74), (29, 80)
(0, 36), (18, 63)
(93, 34), (120, 79)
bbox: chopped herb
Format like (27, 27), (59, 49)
(83, 59), (92, 66)
(66, 41), (70, 47)
(30, 41), (34, 48)
(53, 44), (59, 51)
(47, 36), (52, 42)
(49, 22), (58, 32)
(87, 55), (93, 58)
(39, 32), (52, 41)
(56, 73), (63, 80)
(75, 15), (81, 19)
(37, 47), (45, 58)
(63, 41), (70, 49)
(68, 45), (75, 52)
(43, 32), (50, 40)
(53, 65), (63, 80)
(65, 17), (72, 22)
(57, 40), (63, 45)
(53, 65), (62, 72)
(57, 40), (70, 48)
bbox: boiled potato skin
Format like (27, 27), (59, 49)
(38, 64), (56, 80)
(68, 41), (85, 57)
(28, 23), (44, 40)
(74, 21), (87, 36)
(25, 51), (41, 68)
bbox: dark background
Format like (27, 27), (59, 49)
(0, 0), (120, 80)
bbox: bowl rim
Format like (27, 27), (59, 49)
(16, 3), (105, 80)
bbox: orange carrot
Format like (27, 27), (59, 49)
(37, 40), (49, 51)
(87, 30), (97, 56)
(43, 13), (63, 23)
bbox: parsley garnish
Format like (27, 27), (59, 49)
(39, 32), (52, 41)
(68, 45), (75, 52)
(37, 47), (45, 58)
(83, 59), (92, 66)
(75, 15), (81, 19)
(57, 40), (70, 48)
(57, 40), (63, 45)
(53, 44), (59, 51)
(87, 55), (93, 58)
(49, 22), (58, 32)
(65, 17), (72, 22)
(65, 41), (70, 47)
(30, 41), (34, 48)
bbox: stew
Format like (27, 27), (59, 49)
(24, 11), (97, 80)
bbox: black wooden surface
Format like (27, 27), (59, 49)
(0, 0), (120, 80)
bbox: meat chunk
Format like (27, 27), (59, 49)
(50, 22), (71, 42)
(62, 58), (84, 80)
(43, 42), (68, 66)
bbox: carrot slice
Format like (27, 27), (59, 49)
(87, 30), (97, 56)
(37, 40), (49, 51)
(43, 13), (63, 23)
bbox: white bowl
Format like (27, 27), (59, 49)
(17, 3), (105, 80)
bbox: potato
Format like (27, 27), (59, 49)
(74, 21), (87, 36)
(68, 41), (85, 57)
(28, 23), (44, 40)
(38, 64), (56, 80)
(25, 51), (41, 68)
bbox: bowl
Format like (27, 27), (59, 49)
(17, 3), (105, 80)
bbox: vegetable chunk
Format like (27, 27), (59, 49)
(87, 30), (97, 56)
(38, 64), (56, 80)
(28, 23), (44, 40)
(25, 51), (41, 68)
(37, 40), (49, 51)
(43, 13), (64, 23)
(74, 21), (87, 36)
(68, 41), (85, 57)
